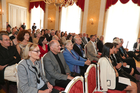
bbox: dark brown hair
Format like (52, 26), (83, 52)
(17, 30), (30, 41)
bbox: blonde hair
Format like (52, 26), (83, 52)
(23, 42), (38, 59)
(113, 39), (121, 44)
(64, 40), (72, 47)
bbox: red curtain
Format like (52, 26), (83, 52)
(29, 1), (46, 12)
(105, 0), (118, 11)
(76, 0), (85, 11)
(105, 0), (140, 11)
(132, 0), (140, 6)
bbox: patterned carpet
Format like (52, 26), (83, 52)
(0, 81), (17, 93)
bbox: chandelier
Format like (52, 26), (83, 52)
(44, 0), (77, 7)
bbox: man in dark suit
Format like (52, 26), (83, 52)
(21, 23), (26, 30)
(133, 38), (140, 57)
(97, 36), (104, 53)
(73, 35), (84, 57)
(32, 23), (37, 30)
(113, 38), (140, 75)
(45, 30), (52, 42)
(111, 43), (138, 82)
(43, 40), (73, 88)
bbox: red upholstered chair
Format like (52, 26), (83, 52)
(85, 64), (97, 93)
(63, 76), (84, 93)
(41, 53), (65, 91)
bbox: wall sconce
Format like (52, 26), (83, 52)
(90, 18), (94, 25)
(0, 9), (4, 15)
(48, 18), (53, 22)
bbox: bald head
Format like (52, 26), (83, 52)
(49, 40), (61, 54)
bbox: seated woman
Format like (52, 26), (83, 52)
(99, 42), (137, 93)
(38, 36), (48, 58)
(33, 31), (41, 44)
(17, 43), (59, 93)
(16, 30), (30, 59)
(63, 40), (91, 76)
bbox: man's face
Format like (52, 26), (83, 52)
(51, 31), (55, 36)
(0, 35), (10, 48)
(12, 28), (17, 34)
(51, 41), (61, 54)
(7, 27), (11, 32)
(75, 37), (82, 45)
(91, 36), (96, 42)
(138, 39), (140, 43)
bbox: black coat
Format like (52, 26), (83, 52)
(73, 44), (83, 57)
(0, 44), (21, 84)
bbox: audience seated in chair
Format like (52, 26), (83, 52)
(63, 40), (91, 76)
(111, 43), (139, 82)
(38, 36), (48, 58)
(113, 38), (140, 76)
(17, 43), (59, 93)
(133, 38), (140, 57)
(16, 30), (30, 59)
(97, 36), (104, 53)
(0, 31), (21, 84)
(98, 42), (137, 93)
(43, 40), (74, 88)
(86, 35), (101, 61)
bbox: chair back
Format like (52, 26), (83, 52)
(16, 59), (24, 87)
(64, 76), (84, 93)
(41, 53), (47, 76)
(85, 64), (97, 93)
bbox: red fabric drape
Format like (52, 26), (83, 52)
(105, 0), (140, 11)
(120, 0), (130, 4)
(76, 0), (85, 11)
(105, 0), (118, 11)
(29, 1), (45, 12)
(132, 0), (140, 6)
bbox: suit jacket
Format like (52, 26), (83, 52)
(63, 48), (86, 73)
(73, 43), (83, 57)
(86, 41), (99, 61)
(21, 25), (26, 30)
(133, 42), (138, 51)
(98, 57), (116, 91)
(32, 25), (36, 30)
(82, 37), (88, 45)
(61, 36), (66, 45)
(43, 51), (70, 86)
(17, 59), (48, 93)
(97, 40), (103, 53)
(45, 34), (51, 42)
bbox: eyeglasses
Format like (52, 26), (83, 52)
(32, 50), (40, 53)
(3, 39), (11, 41)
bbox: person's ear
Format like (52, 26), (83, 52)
(28, 51), (32, 56)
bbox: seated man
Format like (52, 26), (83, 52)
(73, 35), (84, 57)
(133, 38), (140, 57)
(113, 38), (140, 75)
(97, 36), (104, 53)
(43, 40), (73, 88)
(120, 38), (140, 61)
(0, 31), (21, 84)
(86, 35), (101, 61)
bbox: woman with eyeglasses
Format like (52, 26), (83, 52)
(17, 43), (59, 93)
(99, 43), (137, 93)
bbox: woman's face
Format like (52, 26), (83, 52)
(110, 47), (114, 55)
(66, 42), (73, 51)
(29, 46), (40, 60)
(69, 36), (72, 40)
(42, 38), (47, 45)
(24, 33), (30, 41)
(41, 31), (44, 35)
(37, 33), (41, 38)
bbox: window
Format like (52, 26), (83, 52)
(104, 0), (140, 50)
(60, 3), (82, 34)
(30, 6), (44, 30)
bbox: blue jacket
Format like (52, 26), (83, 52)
(63, 48), (86, 73)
